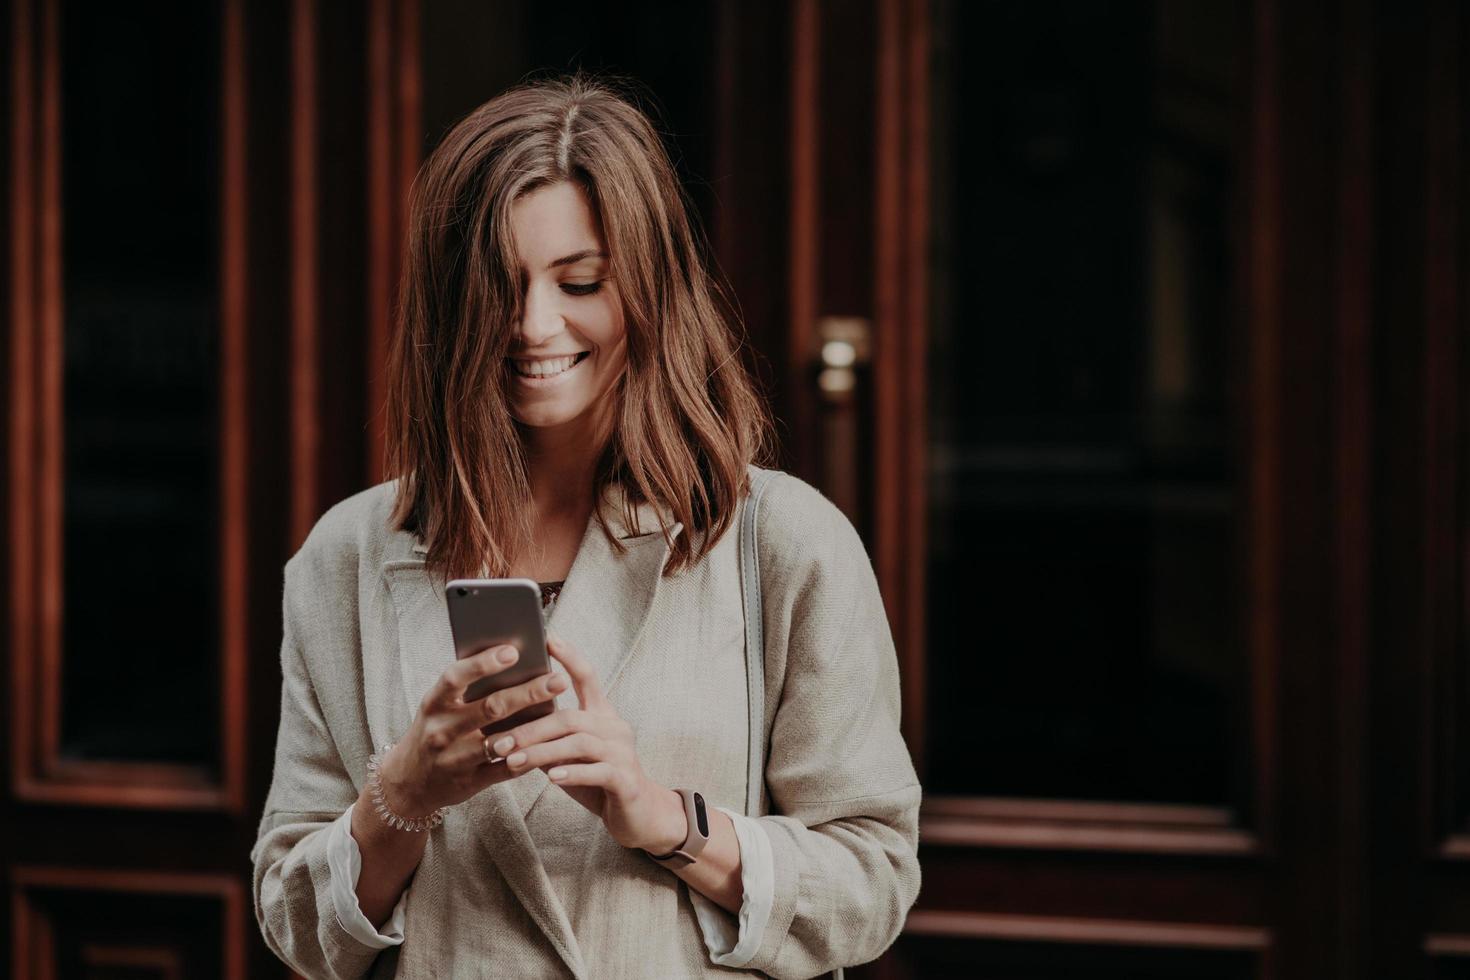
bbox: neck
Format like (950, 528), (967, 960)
(521, 400), (614, 517)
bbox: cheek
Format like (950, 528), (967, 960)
(589, 292), (626, 350)
(594, 326), (625, 354)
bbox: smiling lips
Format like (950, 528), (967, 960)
(510, 351), (589, 379)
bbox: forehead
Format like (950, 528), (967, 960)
(509, 181), (605, 260)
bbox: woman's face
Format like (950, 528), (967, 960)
(505, 180), (628, 432)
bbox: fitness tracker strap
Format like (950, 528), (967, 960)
(646, 788), (709, 868)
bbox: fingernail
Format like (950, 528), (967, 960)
(549, 768), (567, 781)
(498, 647), (518, 664)
(493, 736), (513, 755)
(507, 751), (526, 767)
(548, 674), (567, 691)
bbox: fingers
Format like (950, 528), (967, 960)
(503, 731), (616, 776)
(432, 727), (501, 770)
(422, 644), (519, 713)
(491, 706), (601, 757)
(443, 669), (568, 739)
(427, 729), (520, 787)
(544, 761), (625, 792)
(546, 632), (606, 709)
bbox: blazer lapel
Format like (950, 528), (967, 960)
(501, 496), (679, 822)
(380, 555), (585, 978)
(376, 482), (679, 979)
(546, 490), (682, 701)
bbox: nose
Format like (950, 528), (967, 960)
(517, 281), (564, 349)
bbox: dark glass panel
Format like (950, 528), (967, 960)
(59, 2), (221, 767)
(421, 0), (719, 229)
(925, 0), (1245, 805)
(35, 887), (224, 979)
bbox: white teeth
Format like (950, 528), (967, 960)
(512, 354), (582, 378)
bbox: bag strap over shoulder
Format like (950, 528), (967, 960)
(737, 468), (846, 980)
(739, 467), (777, 819)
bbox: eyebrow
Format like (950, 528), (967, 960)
(546, 249), (607, 270)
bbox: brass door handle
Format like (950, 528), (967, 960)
(815, 316), (871, 402)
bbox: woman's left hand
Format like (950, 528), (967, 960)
(490, 633), (686, 854)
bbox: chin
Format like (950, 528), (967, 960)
(514, 408), (581, 429)
(511, 395), (602, 430)
(509, 374), (623, 434)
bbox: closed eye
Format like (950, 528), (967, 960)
(560, 280), (605, 297)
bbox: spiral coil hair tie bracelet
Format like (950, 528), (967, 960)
(367, 743), (448, 832)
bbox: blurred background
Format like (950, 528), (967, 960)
(0, 0), (1462, 976)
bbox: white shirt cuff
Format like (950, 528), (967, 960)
(686, 805), (775, 967)
(326, 802), (408, 948)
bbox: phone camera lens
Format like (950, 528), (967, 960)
(456, 587), (468, 597)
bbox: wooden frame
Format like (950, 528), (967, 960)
(869, 0), (1274, 857)
(919, 798), (1257, 855)
(786, 0), (820, 485)
(803, 0), (1387, 970)
(7, 0), (248, 810)
(872, 0), (930, 780)
(1424, 0), (1470, 862)
(904, 909), (1270, 954)
(864, 911), (1272, 980)
(1330, 0), (1374, 958)
(10, 866), (246, 980)
(363, 0), (420, 487)
(290, 0), (322, 545)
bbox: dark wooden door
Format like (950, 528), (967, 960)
(6, 1), (259, 975)
(2, 0), (422, 975)
(9, 2), (1470, 978)
(1372, 1), (1470, 975)
(774, 0), (1447, 977)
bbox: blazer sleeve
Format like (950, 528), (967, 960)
(250, 551), (389, 980)
(740, 474), (923, 979)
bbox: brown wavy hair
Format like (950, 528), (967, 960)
(384, 72), (773, 580)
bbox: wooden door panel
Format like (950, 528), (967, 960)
(854, 919), (1268, 980)
(11, 868), (245, 980)
(810, 0), (1379, 975)
(4, 0), (420, 975)
(7, 0), (248, 813)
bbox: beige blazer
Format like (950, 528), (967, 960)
(250, 466), (922, 979)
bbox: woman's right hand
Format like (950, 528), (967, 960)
(375, 644), (568, 818)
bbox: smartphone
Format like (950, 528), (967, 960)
(445, 578), (554, 735)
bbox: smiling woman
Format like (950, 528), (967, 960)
(251, 72), (921, 980)
(384, 75), (769, 585)
(502, 182), (627, 429)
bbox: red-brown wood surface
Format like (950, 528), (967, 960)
(364, 0), (419, 487)
(289, 0), (321, 546)
(872, 0), (929, 776)
(4, 2), (1469, 977)
(11, 867), (246, 980)
(6, 0), (249, 813)
(1, 0), (414, 974)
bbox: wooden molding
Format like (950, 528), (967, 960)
(290, 0), (322, 546)
(872, 0), (930, 773)
(1427, 934), (1470, 957)
(1331, 0), (1373, 960)
(11, 866), (246, 980)
(1424, 0), (1470, 859)
(921, 796), (1260, 856)
(81, 944), (185, 979)
(6, 0), (248, 812)
(8, 0), (41, 818)
(786, 0), (819, 485)
(904, 909), (1271, 952)
(1245, 0), (1283, 858)
(364, 0), (421, 486)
